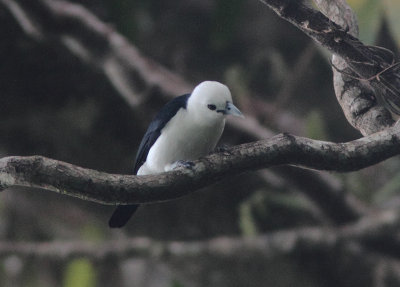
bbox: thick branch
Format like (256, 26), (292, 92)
(260, 0), (396, 134)
(314, 0), (395, 136)
(1, 127), (399, 205)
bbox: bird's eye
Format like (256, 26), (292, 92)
(207, 104), (217, 111)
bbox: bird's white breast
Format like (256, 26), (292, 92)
(138, 108), (225, 175)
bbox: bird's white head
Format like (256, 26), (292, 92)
(187, 81), (243, 123)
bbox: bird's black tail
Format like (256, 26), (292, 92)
(108, 204), (140, 228)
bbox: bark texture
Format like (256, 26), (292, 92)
(1, 126), (400, 205)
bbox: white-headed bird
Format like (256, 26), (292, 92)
(109, 81), (243, 228)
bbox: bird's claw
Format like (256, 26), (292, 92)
(214, 144), (230, 153)
(172, 160), (195, 170)
(211, 144), (232, 155)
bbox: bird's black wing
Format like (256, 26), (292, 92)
(109, 93), (190, 228)
(133, 93), (190, 174)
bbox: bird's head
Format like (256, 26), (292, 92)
(187, 81), (243, 123)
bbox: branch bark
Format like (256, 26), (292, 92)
(260, 0), (396, 134)
(314, 0), (395, 136)
(1, 127), (400, 205)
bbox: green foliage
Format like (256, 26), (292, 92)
(374, 170), (400, 204)
(224, 65), (250, 104)
(239, 197), (259, 236)
(170, 279), (185, 287)
(382, 0), (400, 46)
(80, 224), (105, 242)
(305, 110), (329, 140)
(211, 0), (245, 50)
(343, 171), (374, 202)
(348, 0), (400, 45)
(348, 0), (382, 44)
(63, 259), (96, 287)
(239, 190), (318, 235)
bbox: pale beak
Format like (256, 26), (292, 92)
(225, 102), (244, 118)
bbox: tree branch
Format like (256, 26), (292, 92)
(1, 127), (400, 205)
(314, 0), (395, 136)
(259, 0), (396, 134)
(0, 209), (398, 260)
(0, 0), (191, 107)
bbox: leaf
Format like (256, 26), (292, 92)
(382, 0), (400, 46)
(374, 171), (400, 204)
(305, 110), (329, 140)
(63, 259), (96, 287)
(239, 199), (259, 237)
(81, 224), (105, 242)
(347, 0), (383, 44)
(170, 279), (185, 287)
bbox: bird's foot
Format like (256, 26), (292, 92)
(211, 144), (232, 155)
(171, 160), (195, 170)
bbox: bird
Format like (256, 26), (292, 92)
(108, 81), (243, 228)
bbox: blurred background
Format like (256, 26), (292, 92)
(1, 0), (400, 286)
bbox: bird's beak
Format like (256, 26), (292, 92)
(225, 102), (244, 118)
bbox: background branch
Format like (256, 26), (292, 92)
(0, 0), (191, 107)
(0, 208), (397, 267)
